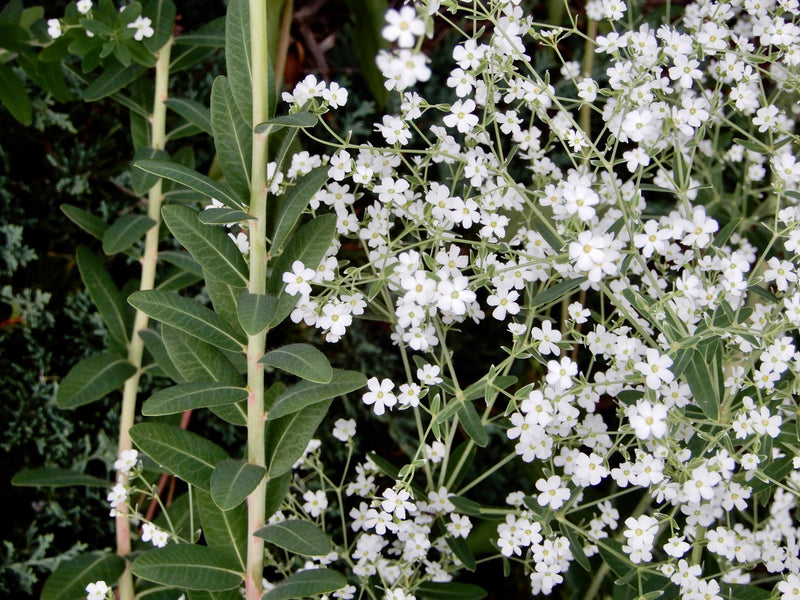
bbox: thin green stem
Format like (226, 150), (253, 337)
(117, 36), (172, 600)
(245, 1), (270, 599)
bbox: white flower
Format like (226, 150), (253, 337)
(302, 490), (328, 517)
(634, 349), (674, 390)
(127, 16), (154, 41)
(362, 377), (397, 416)
(282, 260), (316, 297)
(382, 6), (424, 48)
(85, 580), (109, 600)
(332, 418), (356, 442)
(114, 449), (139, 474)
(77, 0), (93, 14)
(47, 19), (62, 39)
(381, 487), (416, 520)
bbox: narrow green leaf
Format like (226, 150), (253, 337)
(135, 159), (244, 210)
(457, 402), (488, 447)
(143, 383), (249, 416)
(265, 471), (291, 521)
(344, 0), (388, 107)
(140, 328), (183, 382)
(267, 369), (366, 420)
(41, 552), (125, 600)
(165, 97), (213, 135)
(530, 277), (587, 307)
(265, 399), (332, 478)
(162, 204), (248, 287)
(130, 423), (228, 490)
(260, 343), (333, 384)
(237, 293), (277, 336)
(62, 204), (108, 240)
(0, 62), (31, 126)
(560, 522), (590, 571)
(448, 495), (482, 517)
(204, 275), (246, 334)
(270, 166), (329, 253)
(84, 64), (146, 102)
(255, 519), (333, 556)
(12, 468), (109, 488)
(210, 460), (265, 511)
(160, 250), (203, 277)
(143, 0), (176, 52)
(102, 214), (156, 255)
(683, 348), (721, 421)
(129, 290), (244, 351)
(161, 326), (242, 385)
(596, 539), (634, 579)
(225, 0), (252, 124)
(56, 353), (135, 409)
(131, 147), (170, 195)
(211, 76), (251, 202)
(262, 569), (346, 600)
(254, 111), (317, 134)
(445, 536), (476, 571)
(131, 545), (242, 591)
(199, 208), (253, 225)
(196, 488), (247, 570)
(76, 246), (130, 348)
(417, 582), (487, 600)
(266, 214), (337, 327)
(161, 327), (246, 426)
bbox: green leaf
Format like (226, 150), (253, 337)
(196, 488), (247, 570)
(237, 293), (277, 336)
(162, 204), (248, 287)
(161, 326), (242, 386)
(102, 214), (156, 255)
(254, 519), (334, 556)
(254, 111), (317, 134)
(683, 347), (721, 421)
(140, 328), (183, 382)
(0, 62), (31, 126)
(343, 0), (388, 107)
(530, 277), (587, 307)
(265, 471), (292, 521)
(262, 569), (346, 600)
(143, 0), (176, 52)
(560, 522), (590, 571)
(41, 552), (125, 600)
(210, 459), (265, 511)
(445, 536), (476, 571)
(448, 495), (482, 517)
(130, 423), (228, 490)
(199, 208), (253, 225)
(260, 343), (333, 383)
(165, 97), (213, 135)
(267, 369), (366, 419)
(160, 250), (203, 277)
(56, 353), (135, 409)
(131, 147), (170, 195)
(62, 204), (108, 240)
(131, 545), (242, 591)
(84, 63), (146, 102)
(270, 165), (329, 253)
(266, 214), (337, 327)
(211, 76), (251, 202)
(596, 539), (633, 579)
(225, 0), (252, 123)
(417, 582), (487, 600)
(143, 383), (249, 416)
(76, 246), (131, 349)
(204, 274), (247, 334)
(265, 399), (332, 477)
(129, 290), (245, 351)
(135, 159), (244, 210)
(12, 468), (109, 488)
(457, 402), (488, 447)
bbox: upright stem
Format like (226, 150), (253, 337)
(116, 36), (173, 600)
(245, 1), (270, 599)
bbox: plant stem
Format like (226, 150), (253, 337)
(245, 0), (270, 598)
(116, 36), (173, 600)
